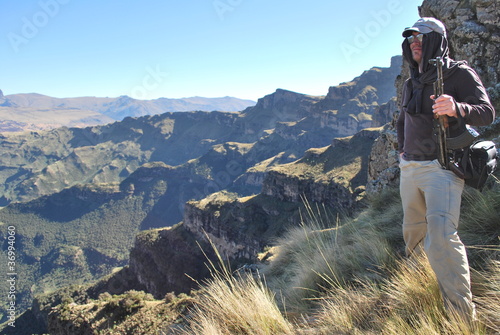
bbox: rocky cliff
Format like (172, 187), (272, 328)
(316, 56), (403, 132)
(262, 129), (380, 208)
(128, 224), (213, 298)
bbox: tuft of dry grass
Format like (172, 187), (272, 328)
(179, 240), (295, 335)
(310, 255), (493, 335)
(263, 198), (395, 314)
(473, 260), (500, 334)
(309, 281), (382, 334)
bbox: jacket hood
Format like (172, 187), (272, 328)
(402, 31), (452, 75)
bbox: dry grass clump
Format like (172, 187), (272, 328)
(308, 281), (382, 334)
(179, 243), (295, 335)
(473, 260), (500, 334)
(303, 254), (497, 335)
(263, 199), (396, 313)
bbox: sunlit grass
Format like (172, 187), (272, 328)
(180, 239), (295, 335)
(177, 184), (500, 334)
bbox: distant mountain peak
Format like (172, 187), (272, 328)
(0, 89), (16, 107)
(253, 89), (307, 109)
(117, 95), (134, 100)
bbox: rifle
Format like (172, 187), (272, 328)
(429, 56), (449, 169)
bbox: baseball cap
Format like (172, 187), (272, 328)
(402, 17), (447, 38)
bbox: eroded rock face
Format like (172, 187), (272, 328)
(366, 123), (400, 195)
(128, 225), (212, 298)
(183, 199), (262, 261)
(312, 56), (403, 135)
(366, 0), (500, 195)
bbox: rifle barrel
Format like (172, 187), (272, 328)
(429, 57), (448, 169)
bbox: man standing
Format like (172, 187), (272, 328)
(397, 17), (495, 321)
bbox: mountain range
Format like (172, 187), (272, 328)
(0, 55), (403, 328)
(0, 56), (402, 207)
(0, 91), (256, 132)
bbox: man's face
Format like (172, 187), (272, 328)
(410, 31), (423, 64)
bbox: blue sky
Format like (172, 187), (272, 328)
(0, 0), (422, 101)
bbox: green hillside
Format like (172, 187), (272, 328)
(0, 182), (155, 322)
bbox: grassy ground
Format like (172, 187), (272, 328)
(175, 179), (500, 334)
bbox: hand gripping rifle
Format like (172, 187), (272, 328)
(429, 56), (449, 169)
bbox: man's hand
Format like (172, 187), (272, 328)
(431, 94), (458, 118)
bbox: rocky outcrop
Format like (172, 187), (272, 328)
(262, 169), (355, 209)
(323, 56), (402, 106)
(372, 97), (399, 128)
(237, 89), (322, 140)
(183, 194), (263, 261)
(296, 56), (401, 138)
(254, 67), (397, 140)
(128, 225), (212, 298)
(366, 123), (400, 195)
(249, 89), (315, 119)
(264, 129), (380, 207)
(180, 129), (381, 263)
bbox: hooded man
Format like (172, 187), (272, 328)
(397, 17), (495, 321)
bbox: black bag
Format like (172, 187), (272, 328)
(459, 140), (498, 190)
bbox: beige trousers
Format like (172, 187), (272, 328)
(399, 158), (475, 320)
